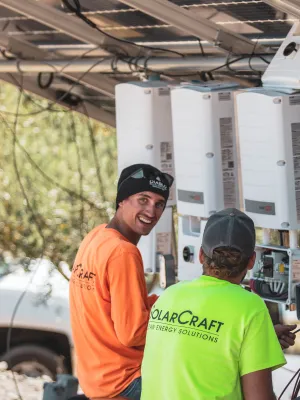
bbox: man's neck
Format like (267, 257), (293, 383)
(202, 271), (242, 285)
(106, 216), (141, 245)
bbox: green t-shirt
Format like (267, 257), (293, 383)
(141, 276), (286, 400)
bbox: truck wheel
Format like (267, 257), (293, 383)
(1, 345), (66, 379)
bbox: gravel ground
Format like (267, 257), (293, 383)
(0, 362), (52, 400)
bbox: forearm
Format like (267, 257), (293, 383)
(242, 369), (275, 400)
(148, 294), (158, 307)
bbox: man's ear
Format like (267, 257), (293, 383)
(247, 252), (256, 271)
(199, 247), (205, 264)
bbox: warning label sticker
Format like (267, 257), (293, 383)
(292, 123), (300, 222)
(290, 95), (300, 106)
(156, 232), (171, 255)
(292, 259), (300, 280)
(160, 141), (174, 201)
(218, 92), (231, 102)
(220, 117), (236, 209)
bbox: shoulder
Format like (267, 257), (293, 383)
(107, 241), (144, 275)
(88, 225), (140, 256)
(108, 240), (143, 269)
(156, 281), (188, 301)
(112, 239), (141, 257)
(238, 287), (267, 308)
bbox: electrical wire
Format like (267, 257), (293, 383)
(81, 101), (106, 203)
(62, 0), (185, 58)
(138, 55), (248, 78)
(0, 56), (110, 117)
(0, 115), (108, 214)
(6, 74), (46, 400)
(0, 0), (272, 87)
(0, 44), (112, 116)
(70, 110), (85, 239)
(250, 279), (288, 301)
(197, 38), (205, 57)
(37, 72), (54, 89)
(1, 69), (110, 399)
(292, 372), (300, 399)
(278, 368), (300, 399)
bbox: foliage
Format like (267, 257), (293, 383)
(0, 82), (117, 272)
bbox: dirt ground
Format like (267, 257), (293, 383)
(0, 362), (51, 400)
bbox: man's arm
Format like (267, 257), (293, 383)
(242, 369), (276, 400)
(148, 294), (158, 308)
(108, 249), (150, 348)
(239, 307), (286, 399)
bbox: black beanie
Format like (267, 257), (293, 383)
(116, 163), (173, 210)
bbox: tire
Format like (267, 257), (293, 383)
(1, 344), (67, 379)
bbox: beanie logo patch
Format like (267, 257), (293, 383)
(149, 178), (168, 191)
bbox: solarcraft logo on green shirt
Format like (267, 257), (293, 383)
(149, 306), (225, 343)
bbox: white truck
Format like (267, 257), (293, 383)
(0, 259), (73, 379)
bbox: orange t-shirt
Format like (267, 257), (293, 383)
(69, 224), (157, 399)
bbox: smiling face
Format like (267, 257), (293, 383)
(118, 191), (166, 236)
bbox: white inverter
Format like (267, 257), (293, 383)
(116, 81), (175, 206)
(171, 82), (238, 281)
(171, 82), (239, 217)
(115, 81), (175, 273)
(236, 88), (300, 230)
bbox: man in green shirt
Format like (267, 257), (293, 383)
(141, 208), (289, 400)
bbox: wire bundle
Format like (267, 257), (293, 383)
(249, 278), (288, 301)
(279, 368), (300, 399)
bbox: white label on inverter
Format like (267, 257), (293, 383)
(290, 95), (300, 106)
(218, 92), (231, 101)
(160, 141), (174, 201)
(156, 232), (171, 255)
(158, 87), (170, 96)
(220, 117), (236, 208)
(292, 259), (300, 280)
(292, 122), (300, 222)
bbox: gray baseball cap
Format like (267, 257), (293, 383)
(202, 208), (256, 258)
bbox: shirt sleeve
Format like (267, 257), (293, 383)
(239, 307), (286, 376)
(108, 249), (150, 348)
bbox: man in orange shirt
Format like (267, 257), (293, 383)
(69, 163), (174, 400)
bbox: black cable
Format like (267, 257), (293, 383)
(37, 72), (54, 89)
(0, 113), (108, 214)
(292, 372), (300, 398)
(225, 52), (239, 74)
(1, 45), (110, 116)
(11, 78), (45, 244)
(1, 47), (113, 400)
(142, 53), (252, 79)
(7, 73), (56, 113)
(208, 55), (245, 73)
(62, 0), (185, 58)
(0, 56), (110, 117)
(1, 48), (15, 60)
(198, 39), (205, 57)
(259, 55), (270, 65)
(248, 37), (262, 76)
(251, 278), (288, 301)
(139, 55), (247, 79)
(7, 74), (47, 400)
(70, 111), (85, 239)
(81, 101), (106, 203)
(279, 368), (300, 399)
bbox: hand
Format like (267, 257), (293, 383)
(274, 324), (297, 349)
